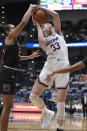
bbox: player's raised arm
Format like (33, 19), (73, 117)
(32, 16), (46, 51)
(5, 5), (38, 45)
(37, 6), (61, 35)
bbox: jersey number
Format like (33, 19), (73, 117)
(50, 42), (60, 52)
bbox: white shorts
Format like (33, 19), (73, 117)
(38, 59), (69, 89)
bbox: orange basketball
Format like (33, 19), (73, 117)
(35, 9), (48, 24)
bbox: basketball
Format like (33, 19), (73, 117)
(34, 9), (48, 24)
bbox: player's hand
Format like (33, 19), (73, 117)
(30, 4), (39, 15)
(45, 72), (54, 82)
(32, 16), (40, 27)
(35, 5), (46, 11)
(30, 4), (38, 9)
(31, 50), (41, 58)
(34, 5), (43, 11)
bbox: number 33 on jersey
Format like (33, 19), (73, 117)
(45, 33), (69, 60)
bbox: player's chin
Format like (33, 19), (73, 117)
(48, 31), (52, 36)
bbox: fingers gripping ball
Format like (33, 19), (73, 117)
(35, 9), (48, 24)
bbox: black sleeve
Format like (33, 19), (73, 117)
(82, 57), (87, 67)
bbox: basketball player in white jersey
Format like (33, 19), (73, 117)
(29, 6), (70, 131)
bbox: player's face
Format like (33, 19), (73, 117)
(5, 24), (15, 35)
(42, 23), (53, 36)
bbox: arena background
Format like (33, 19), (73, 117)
(0, 0), (87, 130)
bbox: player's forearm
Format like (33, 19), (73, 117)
(20, 55), (33, 61)
(37, 26), (46, 50)
(69, 61), (86, 72)
(53, 61), (86, 74)
(41, 7), (58, 16)
(21, 7), (32, 25)
(37, 25), (44, 41)
(53, 67), (71, 74)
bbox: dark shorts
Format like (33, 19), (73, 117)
(0, 67), (17, 95)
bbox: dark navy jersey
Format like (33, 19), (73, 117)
(82, 57), (87, 67)
(3, 40), (20, 68)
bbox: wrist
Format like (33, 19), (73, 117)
(30, 55), (33, 59)
(29, 7), (33, 12)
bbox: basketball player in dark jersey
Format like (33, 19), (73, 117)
(0, 4), (40, 131)
(45, 58), (87, 80)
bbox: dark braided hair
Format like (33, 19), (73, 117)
(0, 24), (10, 34)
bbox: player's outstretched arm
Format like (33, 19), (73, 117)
(5, 5), (38, 45)
(45, 61), (86, 82)
(20, 50), (41, 61)
(37, 6), (61, 35)
(32, 16), (46, 51)
(54, 61), (86, 74)
(37, 25), (46, 51)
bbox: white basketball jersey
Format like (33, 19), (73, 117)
(45, 33), (69, 61)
